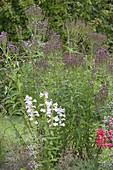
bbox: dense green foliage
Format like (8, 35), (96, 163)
(0, 0), (113, 44)
(38, 0), (113, 44)
(0, 0), (34, 41)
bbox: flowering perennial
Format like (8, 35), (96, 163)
(24, 92), (66, 127)
(24, 95), (39, 124)
(96, 117), (113, 147)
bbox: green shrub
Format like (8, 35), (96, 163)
(55, 150), (98, 170)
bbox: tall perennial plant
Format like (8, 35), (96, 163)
(24, 91), (66, 169)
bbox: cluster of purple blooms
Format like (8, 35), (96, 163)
(94, 48), (110, 64)
(0, 31), (7, 42)
(7, 43), (19, 55)
(88, 32), (107, 51)
(42, 31), (63, 53)
(0, 31), (19, 55)
(91, 32), (106, 42)
(63, 51), (84, 66)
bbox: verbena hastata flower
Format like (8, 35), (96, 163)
(24, 95), (39, 123)
(0, 31), (7, 42)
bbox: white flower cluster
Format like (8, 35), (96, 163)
(24, 92), (66, 127)
(39, 92), (65, 127)
(24, 95), (39, 124)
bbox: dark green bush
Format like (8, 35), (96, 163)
(36, 0), (113, 45)
(0, 0), (113, 44)
(0, 0), (34, 41)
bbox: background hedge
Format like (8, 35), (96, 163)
(0, 0), (113, 45)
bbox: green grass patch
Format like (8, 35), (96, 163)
(0, 115), (28, 142)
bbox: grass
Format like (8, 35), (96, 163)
(0, 115), (25, 141)
(0, 114), (32, 169)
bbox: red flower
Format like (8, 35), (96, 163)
(104, 143), (113, 147)
(96, 128), (105, 136)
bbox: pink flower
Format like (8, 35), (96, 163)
(96, 128), (105, 137)
(96, 138), (103, 146)
(104, 143), (113, 147)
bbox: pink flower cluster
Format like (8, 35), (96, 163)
(96, 117), (113, 147)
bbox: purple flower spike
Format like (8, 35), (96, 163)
(0, 31), (7, 42)
(8, 43), (19, 55)
(94, 48), (110, 64)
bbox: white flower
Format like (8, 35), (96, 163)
(53, 116), (59, 122)
(34, 110), (38, 114)
(46, 113), (52, 118)
(29, 117), (33, 121)
(47, 108), (51, 114)
(61, 118), (65, 121)
(24, 95), (32, 101)
(40, 108), (46, 113)
(53, 106), (65, 114)
(39, 92), (44, 98)
(39, 92), (48, 98)
(24, 95), (39, 120)
(45, 100), (52, 108)
(25, 100), (32, 106)
(60, 123), (65, 127)
(53, 122), (58, 126)
(58, 113), (66, 117)
(34, 121), (38, 124)
(53, 102), (58, 108)
(33, 99), (37, 102)
(59, 107), (65, 113)
(34, 111), (39, 117)
(26, 108), (32, 113)
(44, 92), (48, 99)
(29, 113), (33, 117)
(47, 119), (51, 123)
(39, 104), (44, 107)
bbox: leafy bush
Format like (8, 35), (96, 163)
(0, 0), (113, 45)
(38, 0), (113, 45)
(55, 150), (98, 170)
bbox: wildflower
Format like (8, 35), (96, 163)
(25, 92), (66, 128)
(39, 92), (48, 98)
(47, 119), (51, 123)
(45, 92), (48, 99)
(0, 31), (7, 42)
(29, 117), (34, 121)
(94, 48), (110, 64)
(39, 92), (44, 98)
(40, 108), (46, 113)
(34, 121), (38, 124)
(33, 99), (37, 102)
(24, 95), (38, 121)
(35, 111), (39, 117)
(41, 31), (63, 54)
(60, 123), (65, 127)
(7, 43), (19, 55)
(46, 110), (52, 117)
(39, 104), (44, 107)
(63, 52), (84, 67)
(96, 116), (113, 147)
(53, 116), (59, 122)
(45, 100), (52, 108)
(53, 105), (65, 113)
(53, 123), (58, 127)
